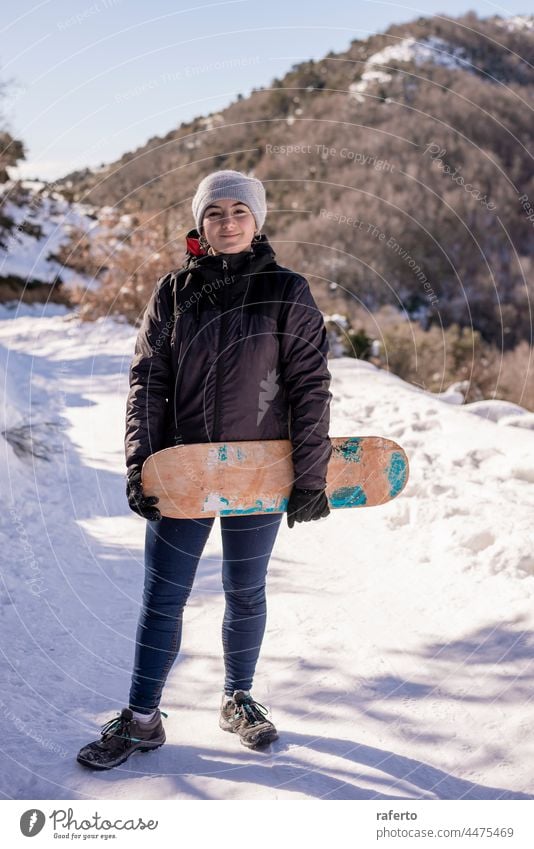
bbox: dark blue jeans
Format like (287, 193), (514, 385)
(128, 512), (283, 713)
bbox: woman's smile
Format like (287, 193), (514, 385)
(201, 198), (256, 253)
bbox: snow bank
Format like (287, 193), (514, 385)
(463, 399), (529, 422)
(0, 317), (533, 801)
(0, 182), (97, 289)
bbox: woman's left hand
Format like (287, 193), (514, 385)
(286, 486), (330, 528)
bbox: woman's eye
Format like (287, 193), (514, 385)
(206, 208), (248, 220)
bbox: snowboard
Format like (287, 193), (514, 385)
(141, 436), (409, 519)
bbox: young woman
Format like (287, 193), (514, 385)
(77, 170), (333, 770)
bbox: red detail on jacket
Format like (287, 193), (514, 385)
(185, 231), (207, 257)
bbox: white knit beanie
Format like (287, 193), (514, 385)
(192, 169), (267, 232)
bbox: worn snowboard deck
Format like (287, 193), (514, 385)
(141, 436), (409, 519)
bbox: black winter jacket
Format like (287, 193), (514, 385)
(124, 229), (333, 490)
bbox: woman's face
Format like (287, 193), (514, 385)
(201, 198), (256, 254)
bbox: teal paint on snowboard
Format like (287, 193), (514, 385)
(387, 451), (408, 498)
(333, 437), (363, 463)
(218, 444), (249, 465)
(220, 496), (290, 516)
(329, 486), (367, 508)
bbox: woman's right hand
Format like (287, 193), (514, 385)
(286, 485), (330, 528)
(126, 469), (162, 521)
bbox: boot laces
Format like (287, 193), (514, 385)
(236, 697), (269, 726)
(100, 713), (140, 746)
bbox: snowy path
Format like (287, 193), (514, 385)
(0, 309), (533, 800)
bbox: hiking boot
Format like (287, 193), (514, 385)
(76, 707), (166, 770)
(219, 690), (278, 749)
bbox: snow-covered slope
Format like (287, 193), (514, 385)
(0, 310), (533, 800)
(0, 181), (138, 295)
(349, 36), (469, 101)
(494, 14), (534, 32)
(0, 181), (98, 290)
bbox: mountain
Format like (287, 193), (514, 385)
(2, 11), (534, 348)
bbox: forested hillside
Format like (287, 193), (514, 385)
(1, 12), (533, 407)
(53, 12), (534, 350)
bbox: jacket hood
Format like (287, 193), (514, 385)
(184, 227), (276, 269)
(179, 228), (278, 336)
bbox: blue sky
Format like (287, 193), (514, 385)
(2, 0), (530, 181)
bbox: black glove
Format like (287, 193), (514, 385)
(126, 469), (161, 521)
(286, 486), (330, 529)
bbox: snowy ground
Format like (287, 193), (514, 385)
(0, 306), (533, 801)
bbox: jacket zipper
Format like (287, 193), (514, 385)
(212, 258), (229, 441)
(174, 339), (183, 434)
